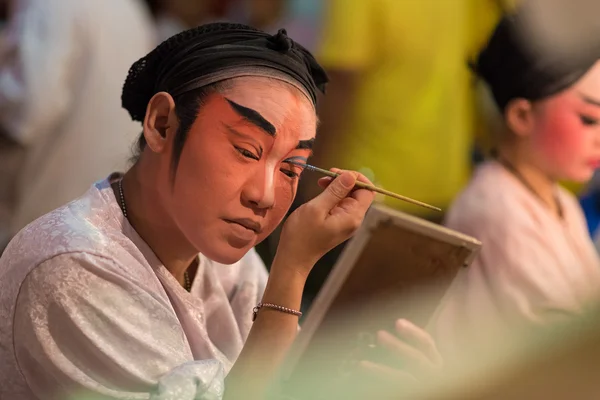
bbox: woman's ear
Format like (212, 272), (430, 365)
(142, 92), (179, 154)
(504, 98), (535, 138)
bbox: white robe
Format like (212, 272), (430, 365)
(0, 177), (268, 399)
(430, 161), (600, 363)
(0, 0), (155, 237)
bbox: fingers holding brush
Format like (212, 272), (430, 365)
(316, 176), (333, 188)
(316, 168), (347, 188)
(316, 168), (375, 216)
(317, 168), (373, 192)
(278, 170), (374, 267)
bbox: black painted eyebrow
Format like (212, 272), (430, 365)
(296, 138), (314, 150)
(225, 98), (277, 136)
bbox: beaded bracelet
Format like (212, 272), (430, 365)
(252, 303), (302, 321)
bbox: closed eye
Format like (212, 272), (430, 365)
(280, 169), (299, 179)
(580, 115), (599, 126)
(236, 147), (260, 160)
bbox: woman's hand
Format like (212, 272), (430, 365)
(228, 170), (374, 400)
(361, 319), (443, 380)
(275, 169), (376, 277)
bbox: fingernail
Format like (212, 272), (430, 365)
(339, 172), (355, 188)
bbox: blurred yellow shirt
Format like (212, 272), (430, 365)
(318, 0), (509, 215)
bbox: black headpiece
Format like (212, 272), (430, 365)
(122, 23), (329, 122)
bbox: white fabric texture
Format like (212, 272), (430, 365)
(431, 161), (600, 361)
(0, 177), (268, 399)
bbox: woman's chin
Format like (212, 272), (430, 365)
(196, 238), (254, 265)
(565, 169), (595, 184)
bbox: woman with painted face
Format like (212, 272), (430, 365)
(0, 24), (441, 400)
(431, 10), (600, 363)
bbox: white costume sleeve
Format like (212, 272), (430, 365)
(14, 252), (226, 400)
(455, 221), (581, 324)
(0, 0), (80, 145)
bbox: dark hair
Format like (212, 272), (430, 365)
(131, 80), (232, 179)
(472, 10), (600, 112)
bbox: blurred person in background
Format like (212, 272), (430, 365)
(0, 0), (155, 251)
(286, 0), (512, 307)
(431, 7), (600, 364)
(307, 0), (486, 218)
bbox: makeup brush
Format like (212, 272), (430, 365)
(286, 159), (441, 212)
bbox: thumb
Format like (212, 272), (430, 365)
(311, 171), (356, 210)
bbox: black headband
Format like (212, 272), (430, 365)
(122, 23), (329, 122)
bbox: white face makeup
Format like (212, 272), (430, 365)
(166, 76), (317, 264)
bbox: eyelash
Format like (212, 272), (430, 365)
(580, 115), (599, 126)
(235, 147), (300, 179)
(281, 169), (299, 179)
(236, 147), (260, 160)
